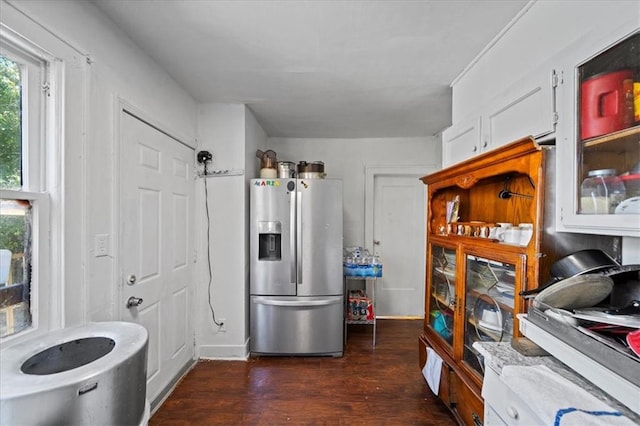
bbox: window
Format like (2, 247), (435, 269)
(0, 39), (48, 338)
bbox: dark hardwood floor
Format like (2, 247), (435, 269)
(150, 319), (456, 425)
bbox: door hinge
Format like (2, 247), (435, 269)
(552, 111), (559, 125)
(551, 69), (561, 88)
(42, 81), (51, 97)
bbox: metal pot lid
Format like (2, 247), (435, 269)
(297, 161), (325, 172)
(533, 274), (614, 310)
(550, 249), (619, 279)
(587, 169), (617, 177)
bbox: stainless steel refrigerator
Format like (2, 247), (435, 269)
(250, 178), (343, 356)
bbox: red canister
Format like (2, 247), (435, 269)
(581, 70), (633, 140)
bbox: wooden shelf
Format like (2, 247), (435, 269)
(582, 124), (640, 148)
(344, 276), (378, 347)
(431, 293), (455, 311)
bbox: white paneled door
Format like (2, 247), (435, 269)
(373, 175), (425, 317)
(120, 111), (195, 404)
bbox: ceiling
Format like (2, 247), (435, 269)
(92, 0), (529, 139)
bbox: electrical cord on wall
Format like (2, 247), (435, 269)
(201, 155), (224, 328)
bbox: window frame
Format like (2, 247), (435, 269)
(0, 27), (57, 344)
(0, 190), (50, 337)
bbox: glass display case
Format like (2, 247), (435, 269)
(578, 31), (639, 214)
(463, 254), (520, 378)
(429, 244), (457, 349)
(558, 29), (640, 236)
(419, 138), (550, 426)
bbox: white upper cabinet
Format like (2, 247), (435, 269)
(556, 26), (640, 237)
(483, 64), (558, 147)
(442, 116), (482, 166)
(442, 63), (557, 167)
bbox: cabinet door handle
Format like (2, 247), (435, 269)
(472, 146), (478, 153)
(482, 141), (488, 148)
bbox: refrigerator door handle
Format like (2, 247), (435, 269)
(252, 296), (341, 307)
(290, 189), (296, 285)
(297, 187), (303, 285)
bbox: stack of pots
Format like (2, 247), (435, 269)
(297, 161), (325, 179)
(277, 161), (296, 178)
(256, 151), (327, 179)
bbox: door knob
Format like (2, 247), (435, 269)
(126, 296), (143, 308)
(126, 274), (137, 285)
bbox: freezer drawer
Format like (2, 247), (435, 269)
(250, 295), (343, 356)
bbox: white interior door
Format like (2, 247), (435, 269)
(372, 175), (425, 317)
(120, 111), (195, 404)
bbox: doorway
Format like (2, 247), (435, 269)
(118, 109), (195, 405)
(365, 166), (437, 317)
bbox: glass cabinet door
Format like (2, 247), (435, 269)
(429, 244), (456, 348)
(578, 31), (639, 216)
(557, 29), (640, 236)
(463, 255), (517, 377)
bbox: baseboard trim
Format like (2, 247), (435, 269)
(197, 339), (250, 359)
(150, 358), (197, 414)
(376, 316), (423, 320)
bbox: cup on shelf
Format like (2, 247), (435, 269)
(501, 228), (522, 245)
(488, 226), (500, 239)
(518, 223), (534, 246)
(491, 223), (511, 240)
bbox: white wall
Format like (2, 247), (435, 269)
(244, 108), (268, 339)
(3, 0), (198, 328)
(246, 108), (268, 179)
(268, 137), (441, 247)
(196, 104), (267, 358)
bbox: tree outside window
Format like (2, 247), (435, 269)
(1, 55), (31, 336)
(0, 55), (22, 190)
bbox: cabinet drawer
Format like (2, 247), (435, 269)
(452, 374), (484, 426)
(419, 335), (452, 406)
(482, 367), (543, 425)
(484, 406), (507, 426)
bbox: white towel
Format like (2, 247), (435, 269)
(500, 365), (636, 426)
(422, 347), (443, 395)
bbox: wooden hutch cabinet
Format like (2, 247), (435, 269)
(418, 137), (552, 426)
